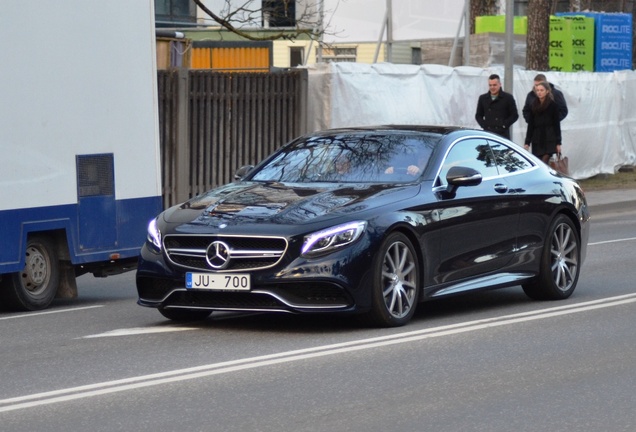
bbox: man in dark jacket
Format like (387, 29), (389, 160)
(522, 73), (568, 122)
(475, 74), (519, 139)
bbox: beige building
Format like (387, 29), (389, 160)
(178, 0), (466, 68)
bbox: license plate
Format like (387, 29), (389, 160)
(186, 273), (251, 291)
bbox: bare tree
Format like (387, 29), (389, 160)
(526, 0), (550, 71)
(192, 0), (333, 41)
(550, 0), (560, 13)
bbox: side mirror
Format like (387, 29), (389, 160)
(446, 166), (482, 187)
(234, 165), (254, 180)
(441, 166), (482, 197)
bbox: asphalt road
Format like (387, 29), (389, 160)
(1, 199), (635, 432)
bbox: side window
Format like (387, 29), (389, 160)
(488, 141), (534, 174)
(439, 138), (500, 183)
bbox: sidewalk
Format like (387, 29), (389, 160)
(585, 189), (636, 213)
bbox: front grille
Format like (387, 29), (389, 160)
(162, 282), (353, 311)
(269, 283), (353, 307)
(168, 291), (285, 310)
(163, 234), (288, 272)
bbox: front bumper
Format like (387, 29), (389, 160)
(135, 239), (374, 314)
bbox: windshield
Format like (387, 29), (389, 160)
(250, 132), (439, 183)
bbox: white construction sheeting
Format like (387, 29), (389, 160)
(196, 0), (466, 41)
(306, 62), (636, 180)
(322, 0), (466, 43)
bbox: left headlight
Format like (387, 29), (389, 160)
(301, 221), (367, 257)
(147, 218), (162, 252)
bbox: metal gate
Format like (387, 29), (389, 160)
(157, 68), (308, 209)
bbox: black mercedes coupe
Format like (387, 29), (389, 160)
(136, 126), (590, 327)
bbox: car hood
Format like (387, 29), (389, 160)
(162, 181), (420, 229)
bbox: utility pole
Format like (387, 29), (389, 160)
(386, 0), (393, 62)
(317, 0), (324, 63)
(504, 0), (514, 93)
(463, 0), (470, 65)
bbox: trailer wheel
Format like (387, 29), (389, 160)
(1, 236), (59, 311)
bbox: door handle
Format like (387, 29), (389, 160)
(494, 183), (508, 193)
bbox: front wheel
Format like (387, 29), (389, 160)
(364, 232), (420, 327)
(0, 235), (59, 311)
(523, 214), (580, 300)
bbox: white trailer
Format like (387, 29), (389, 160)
(0, 1), (162, 310)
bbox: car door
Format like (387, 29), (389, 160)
(430, 137), (520, 285)
(487, 139), (547, 258)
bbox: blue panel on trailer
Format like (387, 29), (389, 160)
(0, 195), (162, 274)
(78, 195), (117, 251)
(0, 204), (76, 273)
(116, 195), (164, 251)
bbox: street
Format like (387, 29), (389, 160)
(1, 202), (636, 432)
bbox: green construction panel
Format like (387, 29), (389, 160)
(475, 16), (505, 34)
(549, 16), (573, 72)
(514, 16), (528, 35)
(564, 15), (595, 72)
(475, 16), (527, 34)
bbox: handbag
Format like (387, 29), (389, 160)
(550, 152), (569, 175)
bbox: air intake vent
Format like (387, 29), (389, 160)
(77, 154), (114, 197)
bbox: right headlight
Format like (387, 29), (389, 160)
(147, 218), (162, 252)
(301, 221), (367, 257)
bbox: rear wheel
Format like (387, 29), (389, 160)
(523, 214), (580, 300)
(1, 235), (59, 311)
(365, 232), (420, 327)
(158, 307), (211, 321)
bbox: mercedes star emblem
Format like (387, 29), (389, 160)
(206, 240), (231, 269)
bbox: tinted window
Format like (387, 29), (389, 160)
(250, 133), (439, 183)
(488, 141), (534, 173)
(439, 138), (500, 182)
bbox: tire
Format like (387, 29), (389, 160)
(158, 307), (211, 322)
(523, 214), (580, 300)
(365, 232), (420, 327)
(0, 235), (59, 311)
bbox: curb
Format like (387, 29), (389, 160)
(585, 189), (636, 214)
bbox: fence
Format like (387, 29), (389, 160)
(157, 68), (308, 209)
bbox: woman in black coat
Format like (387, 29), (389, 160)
(524, 81), (562, 164)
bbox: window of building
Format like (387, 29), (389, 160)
(263, 0), (296, 27)
(319, 47), (357, 63)
(411, 47), (422, 65)
(290, 47), (304, 67)
(155, 0), (196, 27)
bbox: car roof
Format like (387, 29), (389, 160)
(310, 125), (472, 137)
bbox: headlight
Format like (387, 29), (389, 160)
(301, 221), (367, 256)
(147, 218), (162, 251)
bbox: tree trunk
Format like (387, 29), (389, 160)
(469, 0), (498, 34)
(526, 0), (551, 71)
